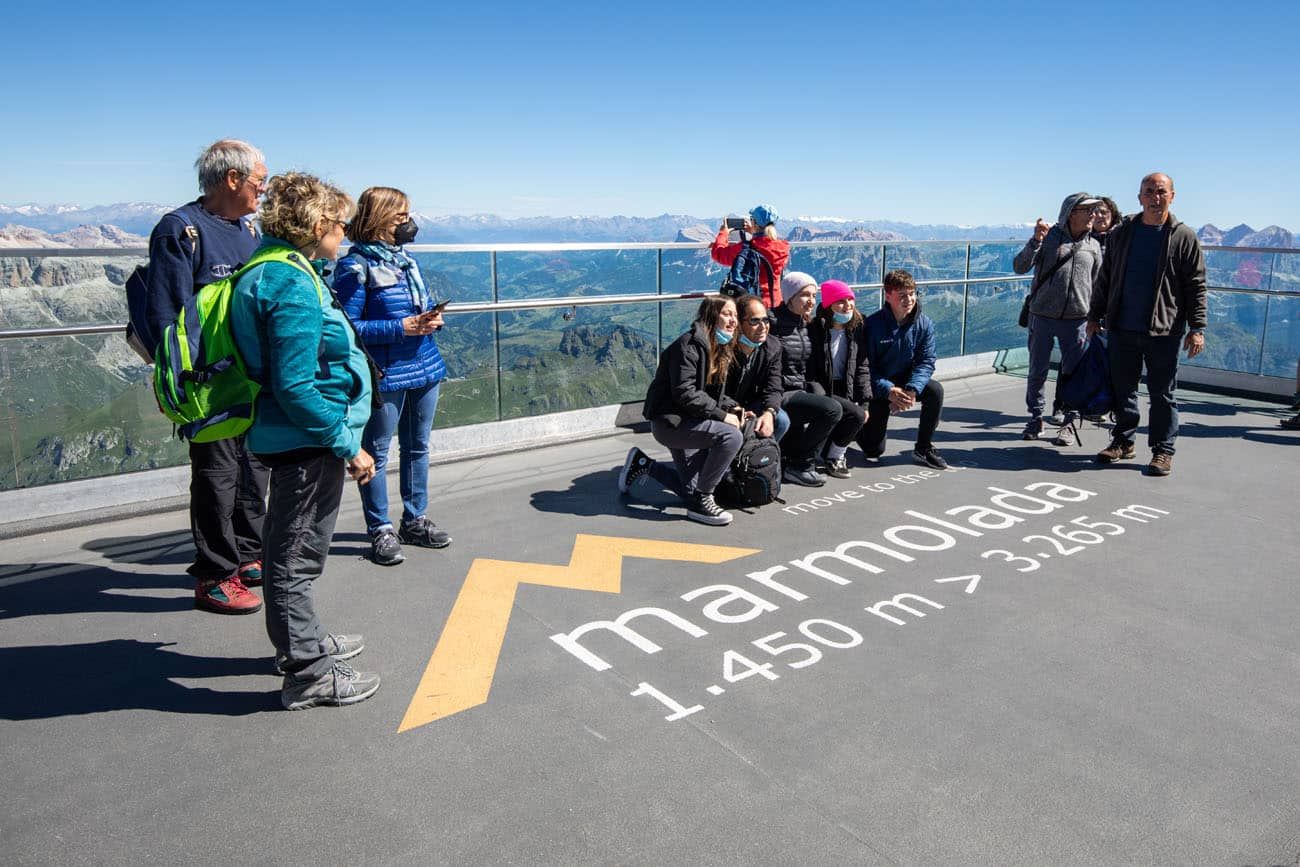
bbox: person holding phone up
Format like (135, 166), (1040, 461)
(334, 187), (452, 567)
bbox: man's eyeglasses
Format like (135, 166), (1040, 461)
(241, 174), (269, 192)
(745, 316), (773, 326)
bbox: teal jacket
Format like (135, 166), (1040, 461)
(231, 238), (371, 459)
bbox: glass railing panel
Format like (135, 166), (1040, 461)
(1269, 251), (1300, 294)
(1183, 290), (1268, 373)
(496, 305), (659, 419)
(787, 244), (885, 286)
(495, 249), (657, 301)
(659, 300), (699, 351)
(881, 244), (969, 281)
(0, 334), (186, 491)
(495, 248), (659, 417)
(409, 252), (499, 427)
(1260, 293), (1300, 378)
(920, 284), (965, 359)
(961, 281), (1025, 355)
(0, 412), (17, 491)
(0, 254), (144, 329)
(967, 242), (1024, 277)
(661, 247), (717, 299)
(1204, 249), (1275, 292)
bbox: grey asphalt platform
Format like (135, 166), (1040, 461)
(1, 373), (1297, 866)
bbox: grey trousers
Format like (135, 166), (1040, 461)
(261, 450), (345, 681)
(650, 417), (743, 497)
(1026, 314), (1089, 418)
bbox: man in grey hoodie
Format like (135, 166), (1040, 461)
(1013, 192), (1104, 441)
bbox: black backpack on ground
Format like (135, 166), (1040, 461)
(1053, 334), (1114, 445)
(716, 418), (782, 508)
(719, 234), (776, 299)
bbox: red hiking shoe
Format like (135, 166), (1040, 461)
(195, 574), (263, 615)
(236, 560), (264, 587)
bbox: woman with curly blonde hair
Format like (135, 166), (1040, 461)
(231, 171), (380, 710)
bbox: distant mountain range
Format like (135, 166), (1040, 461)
(0, 202), (1294, 249)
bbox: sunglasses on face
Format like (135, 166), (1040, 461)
(745, 316), (773, 326)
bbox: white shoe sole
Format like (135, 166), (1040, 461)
(687, 509), (733, 526)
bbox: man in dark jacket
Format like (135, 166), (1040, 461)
(1087, 172), (1207, 477)
(147, 139), (269, 614)
(859, 269), (948, 470)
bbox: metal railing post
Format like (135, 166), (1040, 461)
(491, 251), (502, 422)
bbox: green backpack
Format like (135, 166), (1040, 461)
(153, 247), (321, 443)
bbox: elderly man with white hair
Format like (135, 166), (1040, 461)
(146, 138), (270, 615)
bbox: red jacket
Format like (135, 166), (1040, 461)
(710, 229), (790, 308)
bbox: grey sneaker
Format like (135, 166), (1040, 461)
(824, 457), (851, 479)
(281, 660), (380, 711)
(398, 516), (451, 549)
(618, 446), (652, 493)
(273, 633), (365, 676)
(370, 529), (405, 566)
(912, 446), (949, 470)
(686, 492), (733, 526)
(782, 466), (826, 487)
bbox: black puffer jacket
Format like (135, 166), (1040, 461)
(643, 324), (739, 425)
(725, 334), (783, 415)
(809, 317), (871, 403)
(771, 303), (816, 393)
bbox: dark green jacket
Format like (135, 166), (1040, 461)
(1088, 212), (1207, 335)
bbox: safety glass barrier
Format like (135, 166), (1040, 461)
(1, 243), (1295, 491)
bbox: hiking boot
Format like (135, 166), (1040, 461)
(1145, 453), (1173, 477)
(618, 446), (652, 493)
(824, 457), (851, 479)
(1281, 413), (1300, 430)
(399, 516), (452, 549)
(912, 446), (949, 470)
(281, 660), (380, 711)
(1096, 439), (1136, 463)
(782, 465), (825, 487)
(1022, 418), (1044, 440)
(274, 634), (365, 676)
(194, 574), (262, 615)
(236, 559), (263, 587)
(686, 492), (733, 526)
(370, 529), (405, 566)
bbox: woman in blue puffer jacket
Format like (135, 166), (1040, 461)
(334, 186), (451, 567)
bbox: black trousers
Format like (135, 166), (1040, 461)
(858, 379), (944, 457)
(826, 380), (868, 449)
(780, 390), (841, 470)
(187, 435), (270, 581)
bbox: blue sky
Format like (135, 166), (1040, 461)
(5, 0), (1299, 230)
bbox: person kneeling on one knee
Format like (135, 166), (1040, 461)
(619, 296), (744, 526)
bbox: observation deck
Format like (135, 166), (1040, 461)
(0, 240), (1297, 863)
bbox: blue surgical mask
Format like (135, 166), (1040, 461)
(738, 333), (764, 349)
(833, 311), (853, 325)
(714, 328), (734, 345)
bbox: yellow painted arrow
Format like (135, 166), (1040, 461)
(398, 534), (759, 732)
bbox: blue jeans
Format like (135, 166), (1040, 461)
(1108, 330), (1181, 455)
(1026, 314), (1089, 418)
(359, 380), (441, 534)
(772, 408), (791, 443)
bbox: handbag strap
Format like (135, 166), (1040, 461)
(1028, 243), (1076, 301)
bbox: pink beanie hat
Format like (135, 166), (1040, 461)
(819, 280), (854, 309)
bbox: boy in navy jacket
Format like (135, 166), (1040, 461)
(858, 269), (948, 470)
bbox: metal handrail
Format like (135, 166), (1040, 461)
(0, 275), (1039, 340)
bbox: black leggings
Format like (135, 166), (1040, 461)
(858, 379), (944, 456)
(826, 381), (867, 449)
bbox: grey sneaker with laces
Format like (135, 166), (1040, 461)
(273, 633), (365, 675)
(281, 660), (381, 710)
(370, 529), (405, 566)
(824, 457), (851, 479)
(399, 516), (452, 549)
